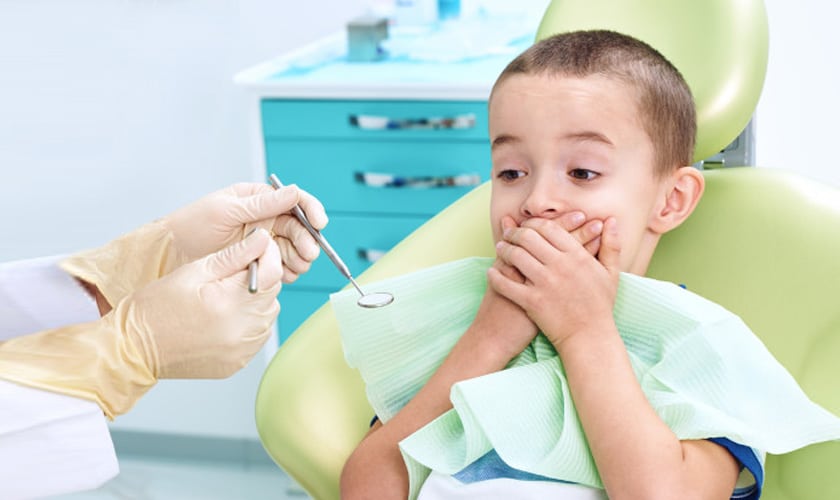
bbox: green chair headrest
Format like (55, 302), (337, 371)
(536, 0), (769, 163)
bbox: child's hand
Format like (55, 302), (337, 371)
(473, 213), (605, 358)
(489, 216), (622, 348)
(469, 257), (539, 361)
(500, 214), (605, 256)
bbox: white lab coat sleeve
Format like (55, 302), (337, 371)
(0, 256), (119, 498)
(0, 255), (101, 340)
(0, 380), (119, 499)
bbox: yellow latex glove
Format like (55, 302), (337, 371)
(0, 229), (282, 418)
(61, 182), (327, 309)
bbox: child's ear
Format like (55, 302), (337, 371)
(650, 166), (705, 234)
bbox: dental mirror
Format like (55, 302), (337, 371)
(267, 174), (394, 309)
(354, 287), (395, 309)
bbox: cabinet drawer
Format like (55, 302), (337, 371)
(266, 139), (489, 215)
(277, 289), (332, 345)
(262, 99), (489, 141)
(291, 213), (428, 288)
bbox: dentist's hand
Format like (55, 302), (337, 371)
(163, 182), (327, 283)
(61, 182), (328, 313)
(130, 227), (283, 379)
(0, 230), (283, 418)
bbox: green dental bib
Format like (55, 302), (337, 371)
(331, 257), (840, 498)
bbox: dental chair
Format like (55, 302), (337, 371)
(255, 1), (840, 499)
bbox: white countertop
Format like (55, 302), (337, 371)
(234, 16), (538, 100)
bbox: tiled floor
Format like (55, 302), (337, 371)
(54, 455), (310, 500)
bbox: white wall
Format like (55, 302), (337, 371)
(755, 0), (840, 186)
(0, 0), (837, 439)
(0, 0), (366, 263)
(0, 0), (367, 440)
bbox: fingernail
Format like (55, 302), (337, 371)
(570, 212), (585, 225)
(503, 228), (512, 239)
(590, 220), (603, 234)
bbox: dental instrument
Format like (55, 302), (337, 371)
(258, 174), (394, 308)
(247, 261), (259, 294)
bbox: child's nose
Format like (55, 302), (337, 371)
(521, 185), (564, 219)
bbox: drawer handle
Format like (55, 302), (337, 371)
(348, 113), (476, 131)
(358, 248), (387, 263)
(355, 171), (482, 189)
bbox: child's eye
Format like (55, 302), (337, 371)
(497, 169), (526, 181)
(569, 168), (598, 181)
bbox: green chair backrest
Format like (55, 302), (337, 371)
(649, 168), (840, 499)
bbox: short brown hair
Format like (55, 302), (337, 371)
(491, 30), (696, 175)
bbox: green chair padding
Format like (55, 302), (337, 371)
(255, 1), (840, 498)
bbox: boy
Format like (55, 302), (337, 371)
(340, 30), (752, 499)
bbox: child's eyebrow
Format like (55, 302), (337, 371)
(491, 134), (520, 150)
(563, 131), (614, 147)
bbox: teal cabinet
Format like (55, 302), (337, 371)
(261, 99), (490, 141)
(262, 99), (490, 344)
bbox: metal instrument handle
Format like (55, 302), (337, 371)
(268, 174), (354, 281)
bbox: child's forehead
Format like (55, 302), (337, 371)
(489, 72), (643, 130)
(489, 72), (655, 160)
(493, 72), (636, 100)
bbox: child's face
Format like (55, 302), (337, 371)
(488, 73), (672, 274)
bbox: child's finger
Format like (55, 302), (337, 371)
(496, 240), (543, 281)
(583, 236), (602, 256)
(571, 220), (603, 254)
(516, 218), (580, 258)
(486, 266), (529, 306)
(493, 260), (526, 284)
(557, 211), (586, 231)
(500, 215), (518, 233)
(520, 216), (603, 254)
(597, 217), (622, 278)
